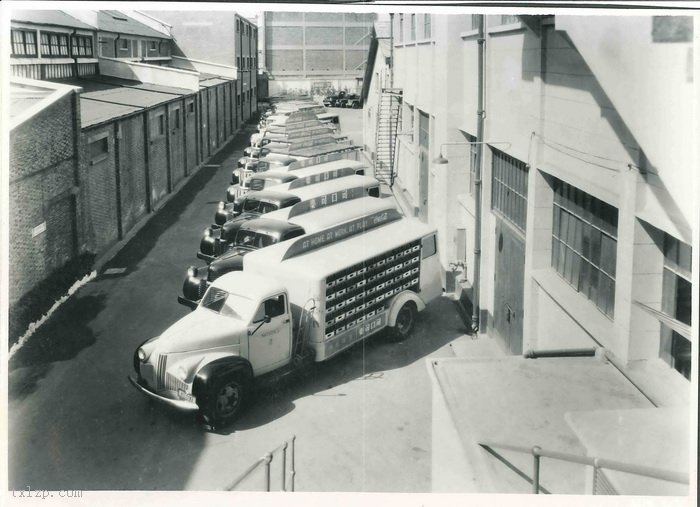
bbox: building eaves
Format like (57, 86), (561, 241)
(10, 9), (96, 30)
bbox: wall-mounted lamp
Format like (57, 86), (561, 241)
(433, 141), (512, 164)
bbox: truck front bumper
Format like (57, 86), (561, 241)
(128, 376), (199, 412)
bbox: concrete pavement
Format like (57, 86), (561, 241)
(7, 109), (484, 493)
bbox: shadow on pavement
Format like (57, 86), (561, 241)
(104, 129), (251, 274)
(220, 297), (464, 432)
(8, 293), (106, 399)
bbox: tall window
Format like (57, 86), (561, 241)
(11, 29), (37, 57)
(410, 14), (416, 40)
(551, 180), (618, 318)
(660, 234), (692, 379)
(424, 14), (431, 38)
(491, 149), (528, 233)
(71, 35), (93, 57)
(398, 14), (404, 43)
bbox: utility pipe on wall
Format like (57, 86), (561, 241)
(471, 15), (485, 333)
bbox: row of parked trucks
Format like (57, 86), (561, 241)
(129, 100), (442, 427)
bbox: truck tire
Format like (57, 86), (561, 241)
(389, 301), (417, 342)
(202, 372), (247, 427)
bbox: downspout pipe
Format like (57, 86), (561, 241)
(389, 13), (394, 89)
(471, 15), (485, 333)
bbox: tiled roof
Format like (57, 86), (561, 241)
(95, 10), (172, 38)
(10, 9), (95, 30)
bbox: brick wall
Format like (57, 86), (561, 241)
(185, 96), (197, 172)
(81, 125), (120, 253)
(147, 106), (169, 208)
(117, 115), (148, 233)
(9, 94), (80, 305)
(169, 100), (186, 187)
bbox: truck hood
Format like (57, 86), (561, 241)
(155, 310), (245, 354)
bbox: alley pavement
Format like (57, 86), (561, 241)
(7, 110), (496, 493)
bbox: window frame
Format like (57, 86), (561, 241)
(88, 133), (109, 165)
(11, 29), (38, 57)
(424, 13), (432, 39)
(550, 179), (619, 319)
(71, 34), (93, 57)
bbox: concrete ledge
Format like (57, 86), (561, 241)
(428, 355), (662, 493)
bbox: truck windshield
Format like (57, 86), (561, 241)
(200, 287), (256, 321)
(235, 230), (277, 249)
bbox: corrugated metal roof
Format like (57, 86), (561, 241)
(10, 9), (96, 30)
(56, 76), (191, 128)
(95, 10), (172, 39)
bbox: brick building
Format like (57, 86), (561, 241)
(261, 11), (375, 96)
(8, 8), (249, 321)
(8, 79), (83, 303)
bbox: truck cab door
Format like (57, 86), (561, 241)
(248, 294), (292, 375)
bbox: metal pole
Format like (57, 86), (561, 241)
(290, 435), (296, 492)
(263, 453), (272, 492)
(281, 442), (288, 492)
(532, 446), (542, 494)
(471, 14), (485, 333)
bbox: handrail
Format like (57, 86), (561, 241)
(227, 435), (297, 491)
(480, 440), (689, 494)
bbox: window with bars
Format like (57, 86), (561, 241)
(11, 29), (37, 57)
(40, 32), (69, 57)
(424, 14), (431, 38)
(660, 234), (692, 380)
(551, 180), (618, 318)
(491, 149), (528, 232)
(71, 35), (93, 57)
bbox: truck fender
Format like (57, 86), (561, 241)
(192, 356), (253, 403)
(387, 291), (426, 328)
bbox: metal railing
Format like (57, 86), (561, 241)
(479, 440), (689, 495)
(227, 436), (296, 492)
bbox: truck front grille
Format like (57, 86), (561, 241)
(156, 354), (167, 390)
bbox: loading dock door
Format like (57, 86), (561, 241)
(493, 218), (525, 355)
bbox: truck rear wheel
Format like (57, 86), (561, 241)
(390, 301), (417, 342)
(202, 373), (247, 427)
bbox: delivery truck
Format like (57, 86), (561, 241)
(226, 157), (369, 202)
(180, 196), (398, 308)
(130, 212), (442, 427)
(202, 175), (382, 260)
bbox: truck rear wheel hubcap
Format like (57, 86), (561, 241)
(217, 384), (240, 415)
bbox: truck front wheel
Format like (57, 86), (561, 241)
(203, 373), (247, 427)
(390, 301), (417, 342)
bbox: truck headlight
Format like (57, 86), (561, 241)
(204, 228), (211, 237)
(218, 201), (225, 210)
(137, 348), (147, 361)
(187, 266), (197, 278)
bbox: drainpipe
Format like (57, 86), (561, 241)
(471, 15), (485, 333)
(389, 14), (394, 89)
(113, 33), (121, 59)
(72, 29), (79, 78)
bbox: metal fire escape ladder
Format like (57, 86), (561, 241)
(374, 87), (402, 186)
